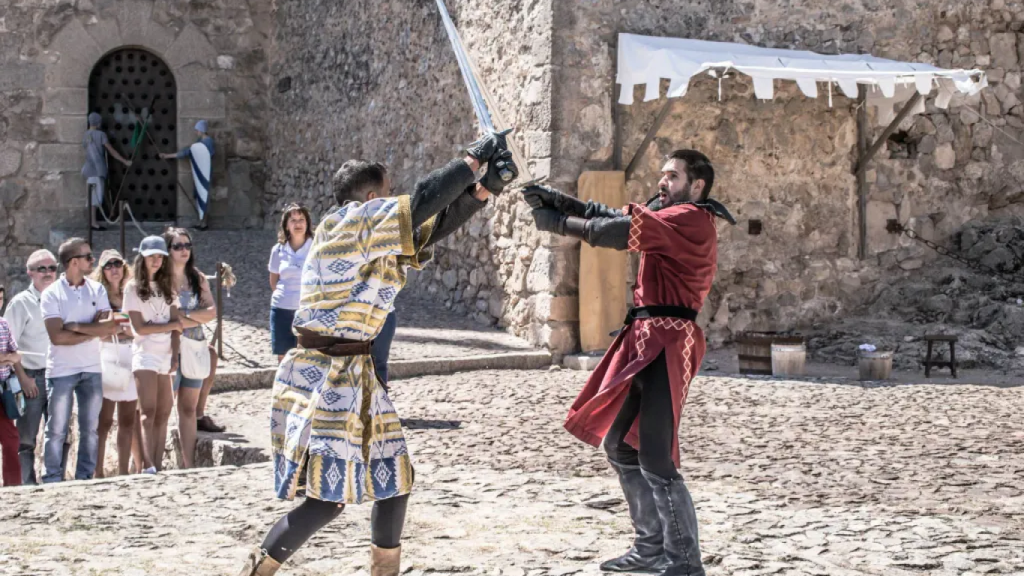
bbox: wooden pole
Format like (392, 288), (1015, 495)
(611, 38), (622, 171)
(87, 182), (93, 247)
(215, 263), (224, 358)
(625, 98), (675, 181)
(119, 201), (126, 257)
(856, 87), (870, 260)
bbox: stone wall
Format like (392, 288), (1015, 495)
(264, 0), (577, 352)
(0, 0), (270, 291)
(551, 0), (1024, 346)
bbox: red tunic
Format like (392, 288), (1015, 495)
(564, 202), (718, 467)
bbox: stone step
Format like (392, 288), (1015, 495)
(211, 350), (554, 392)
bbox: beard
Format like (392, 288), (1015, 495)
(646, 183), (693, 211)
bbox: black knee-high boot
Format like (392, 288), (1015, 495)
(642, 469), (704, 576)
(600, 460), (669, 572)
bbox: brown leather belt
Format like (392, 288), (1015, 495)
(297, 330), (372, 357)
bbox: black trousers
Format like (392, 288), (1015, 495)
(260, 492), (410, 563)
(603, 351), (680, 481)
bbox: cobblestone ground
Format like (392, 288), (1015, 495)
(3, 368), (1023, 575)
(90, 229), (534, 373)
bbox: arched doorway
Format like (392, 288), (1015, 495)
(87, 48), (178, 222)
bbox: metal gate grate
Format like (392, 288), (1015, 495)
(88, 48), (178, 222)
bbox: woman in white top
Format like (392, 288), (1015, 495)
(123, 236), (182, 473)
(164, 227), (218, 468)
(90, 250), (143, 477)
(268, 203), (313, 362)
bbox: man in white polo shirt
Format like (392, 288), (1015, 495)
(40, 237), (117, 482)
(3, 249), (70, 484)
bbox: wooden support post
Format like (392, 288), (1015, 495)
(215, 263), (224, 358)
(625, 98), (675, 181)
(856, 88), (870, 260)
(611, 40), (623, 171)
(87, 182), (93, 247)
(119, 201), (127, 257)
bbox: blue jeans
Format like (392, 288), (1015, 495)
(16, 369), (70, 485)
(371, 311), (397, 385)
(43, 372), (104, 483)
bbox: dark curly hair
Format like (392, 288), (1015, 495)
(332, 160), (387, 204)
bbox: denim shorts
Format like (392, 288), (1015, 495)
(173, 369), (204, 392)
(270, 307), (298, 355)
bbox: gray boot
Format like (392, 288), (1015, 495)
(600, 461), (668, 572)
(642, 469), (705, 576)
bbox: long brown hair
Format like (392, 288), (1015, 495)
(163, 227), (204, 295)
(278, 203), (314, 245)
(132, 254), (175, 305)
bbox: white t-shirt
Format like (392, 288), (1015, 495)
(268, 238), (312, 310)
(40, 275), (111, 379)
(122, 280), (175, 356)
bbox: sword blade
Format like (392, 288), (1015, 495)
(435, 0), (494, 132)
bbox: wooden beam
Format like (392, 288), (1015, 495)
(611, 39), (623, 171)
(856, 87), (870, 260)
(625, 98), (675, 181)
(854, 91), (923, 177)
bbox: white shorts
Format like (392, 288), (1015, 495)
(87, 176), (105, 206)
(133, 352), (172, 375)
(103, 342), (139, 402)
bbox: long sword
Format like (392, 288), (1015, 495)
(435, 0), (539, 186)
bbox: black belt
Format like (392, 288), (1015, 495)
(624, 305), (698, 324)
(611, 305), (698, 337)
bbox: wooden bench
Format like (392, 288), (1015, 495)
(924, 334), (958, 378)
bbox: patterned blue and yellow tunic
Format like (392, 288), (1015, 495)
(271, 195), (434, 504)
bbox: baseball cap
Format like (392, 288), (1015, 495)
(97, 249), (125, 268)
(137, 236), (169, 257)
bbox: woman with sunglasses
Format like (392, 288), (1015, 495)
(268, 204), (314, 363)
(123, 236), (182, 473)
(90, 250), (145, 477)
(163, 228), (218, 467)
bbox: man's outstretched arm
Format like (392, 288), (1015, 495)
(531, 207), (630, 251)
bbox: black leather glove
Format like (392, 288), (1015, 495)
(465, 128), (513, 162)
(530, 206), (566, 234)
(523, 185), (588, 217)
(480, 150), (518, 194)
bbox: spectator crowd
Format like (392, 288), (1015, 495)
(0, 200), (382, 487)
(0, 229), (226, 485)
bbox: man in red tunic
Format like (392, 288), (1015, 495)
(524, 150), (733, 576)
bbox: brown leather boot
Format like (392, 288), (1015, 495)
(370, 544), (402, 576)
(237, 546), (282, 576)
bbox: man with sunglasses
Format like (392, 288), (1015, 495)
(38, 238), (118, 482)
(4, 250), (72, 484)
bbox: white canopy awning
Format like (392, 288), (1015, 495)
(617, 33), (988, 123)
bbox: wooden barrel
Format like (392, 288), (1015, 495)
(859, 351), (894, 381)
(736, 332), (804, 375)
(736, 332), (775, 375)
(771, 343), (807, 377)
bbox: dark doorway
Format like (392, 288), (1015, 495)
(88, 48), (178, 221)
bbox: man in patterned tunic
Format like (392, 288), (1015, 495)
(523, 150), (734, 576)
(237, 133), (518, 576)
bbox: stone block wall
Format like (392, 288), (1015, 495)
(264, 0), (577, 352)
(0, 0), (270, 292)
(551, 0), (1024, 347)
